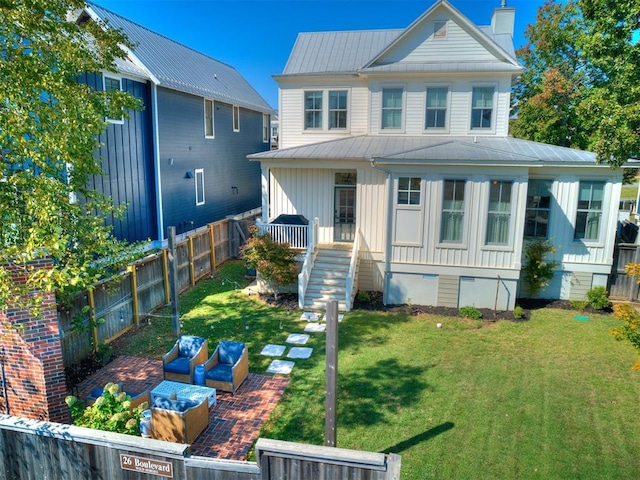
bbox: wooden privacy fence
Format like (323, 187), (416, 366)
(608, 242), (640, 301)
(0, 416), (401, 480)
(59, 215), (256, 370)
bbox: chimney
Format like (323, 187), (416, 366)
(491, 1), (516, 37)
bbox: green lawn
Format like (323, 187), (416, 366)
(114, 261), (640, 480)
(621, 183), (638, 200)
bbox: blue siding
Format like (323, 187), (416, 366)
(157, 87), (268, 236)
(81, 73), (158, 243)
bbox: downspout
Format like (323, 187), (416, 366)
(151, 82), (165, 245)
(368, 156), (393, 305)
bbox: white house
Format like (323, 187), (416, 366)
(249, 0), (623, 312)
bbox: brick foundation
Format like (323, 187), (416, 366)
(0, 259), (69, 423)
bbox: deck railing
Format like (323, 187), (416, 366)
(298, 218), (319, 309)
(345, 227), (361, 311)
(256, 221), (310, 250)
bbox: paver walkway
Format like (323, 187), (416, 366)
(75, 355), (289, 460)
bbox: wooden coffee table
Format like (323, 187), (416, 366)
(150, 380), (216, 408)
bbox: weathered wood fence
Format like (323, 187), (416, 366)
(608, 242), (640, 301)
(0, 416), (401, 480)
(59, 212), (258, 370)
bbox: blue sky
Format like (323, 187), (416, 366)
(93, 0), (547, 109)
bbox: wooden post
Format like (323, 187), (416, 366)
(87, 288), (99, 349)
(128, 265), (140, 326)
(325, 300), (338, 447)
(209, 223), (217, 272)
(188, 236), (195, 286)
(162, 249), (170, 305)
(167, 226), (181, 336)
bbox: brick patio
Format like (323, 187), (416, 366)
(75, 355), (289, 460)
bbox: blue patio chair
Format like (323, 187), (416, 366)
(162, 335), (208, 384)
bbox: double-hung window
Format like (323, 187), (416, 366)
(329, 90), (348, 129)
(525, 180), (552, 238)
(103, 75), (123, 123)
(262, 114), (269, 143)
(426, 87), (448, 129)
(471, 87), (494, 129)
(233, 105), (240, 132)
(441, 180), (465, 242)
(304, 91), (323, 129)
(381, 88), (403, 130)
(397, 177), (421, 205)
(574, 181), (604, 240)
(195, 168), (205, 206)
(204, 99), (214, 138)
(486, 180), (512, 245)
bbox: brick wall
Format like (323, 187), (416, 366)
(0, 259), (69, 423)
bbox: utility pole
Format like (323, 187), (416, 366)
(325, 300), (338, 447)
(167, 226), (180, 336)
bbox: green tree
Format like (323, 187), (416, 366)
(241, 230), (298, 300)
(512, 0), (640, 170)
(0, 0), (142, 312)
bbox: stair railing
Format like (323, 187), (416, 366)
(298, 217), (319, 309)
(345, 227), (361, 312)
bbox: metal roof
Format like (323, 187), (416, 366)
(87, 2), (272, 113)
(249, 135), (598, 166)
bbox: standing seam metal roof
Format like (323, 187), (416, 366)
(87, 2), (272, 113)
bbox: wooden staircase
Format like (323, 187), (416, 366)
(303, 246), (355, 311)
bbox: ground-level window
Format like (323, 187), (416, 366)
(525, 179), (552, 238)
(195, 168), (205, 206)
(574, 181), (604, 240)
(441, 179), (465, 242)
(233, 105), (240, 132)
(397, 177), (421, 205)
(486, 180), (512, 245)
(204, 99), (214, 138)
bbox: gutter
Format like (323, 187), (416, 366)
(368, 156), (393, 305)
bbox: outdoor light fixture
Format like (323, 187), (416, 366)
(184, 171), (193, 179)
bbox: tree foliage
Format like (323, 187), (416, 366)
(0, 0), (143, 312)
(512, 0), (640, 170)
(522, 239), (558, 297)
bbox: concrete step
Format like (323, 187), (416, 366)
(304, 300), (347, 311)
(306, 283), (346, 295)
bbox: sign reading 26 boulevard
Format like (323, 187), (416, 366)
(120, 454), (173, 478)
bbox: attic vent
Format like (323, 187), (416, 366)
(434, 20), (447, 39)
(76, 11), (91, 26)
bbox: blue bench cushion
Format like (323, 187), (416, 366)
(218, 341), (244, 365)
(178, 335), (205, 358)
(206, 364), (233, 383)
(153, 396), (197, 412)
(164, 357), (191, 374)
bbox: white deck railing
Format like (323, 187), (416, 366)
(256, 220), (310, 250)
(297, 218), (319, 309)
(345, 227), (361, 312)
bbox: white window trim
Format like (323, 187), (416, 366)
(233, 105), (240, 132)
(195, 168), (205, 206)
(423, 84), (451, 133)
(392, 176), (424, 246)
(380, 85), (406, 134)
(301, 88), (351, 133)
(469, 84), (497, 134)
(204, 98), (215, 139)
(433, 20), (448, 40)
(481, 178), (517, 252)
(103, 74), (124, 124)
(572, 180), (606, 245)
(436, 177), (469, 249)
(524, 178), (554, 239)
(262, 113), (269, 143)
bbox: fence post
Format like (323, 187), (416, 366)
(168, 226), (181, 336)
(209, 223), (217, 272)
(385, 453), (402, 480)
(325, 300), (338, 447)
(87, 288), (99, 349)
(188, 236), (196, 286)
(128, 265), (140, 327)
(162, 250), (170, 305)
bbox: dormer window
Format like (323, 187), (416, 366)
(434, 20), (447, 39)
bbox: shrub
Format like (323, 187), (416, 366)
(570, 300), (588, 310)
(356, 290), (371, 303)
(65, 382), (147, 435)
(513, 305), (525, 319)
(522, 239), (558, 297)
(611, 303), (640, 370)
(586, 286), (611, 311)
(459, 306), (482, 320)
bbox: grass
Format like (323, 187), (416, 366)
(621, 183), (638, 200)
(113, 261), (640, 480)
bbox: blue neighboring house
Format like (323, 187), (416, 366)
(77, 3), (273, 245)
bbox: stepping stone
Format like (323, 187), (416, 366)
(260, 344), (286, 357)
(286, 333), (310, 345)
(287, 347), (313, 359)
(266, 359), (295, 375)
(300, 311), (321, 321)
(304, 322), (326, 333)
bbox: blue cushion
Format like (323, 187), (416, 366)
(153, 396), (197, 412)
(164, 357), (191, 374)
(218, 341), (244, 365)
(206, 364), (233, 383)
(178, 335), (205, 358)
(87, 387), (104, 401)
